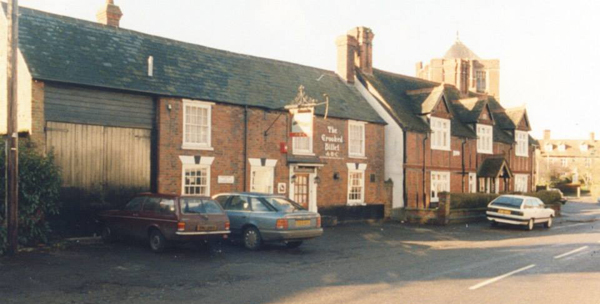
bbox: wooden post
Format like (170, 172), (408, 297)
(6, 0), (19, 256)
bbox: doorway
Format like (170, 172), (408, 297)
(289, 166), (318, 212)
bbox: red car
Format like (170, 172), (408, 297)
(98, 193), (230, 252)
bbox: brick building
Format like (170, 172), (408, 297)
(536, 130), (600, 196)
(0, 3), (388, 216)
(335, 27), (536, 210)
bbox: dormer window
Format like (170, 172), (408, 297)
(544, 143), (553, 152)
(558, 144), (566, 152)
(515, 131), (528, 157)
(580, 143), (588, 152)
(430, 117), (450, 151)
(476, 124), (493, 154)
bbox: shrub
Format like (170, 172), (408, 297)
(0, 140), (62, 255)
(450, 193), (499, 210)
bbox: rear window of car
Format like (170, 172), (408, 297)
(180, 198), (224, 214)
(262, 197), (305, 212)
(491, 196), (524, 209)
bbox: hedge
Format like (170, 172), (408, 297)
(0, 140), (62, 255)
(449, 190), (562, 210)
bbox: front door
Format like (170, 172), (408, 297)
(294, 173), (310, 209)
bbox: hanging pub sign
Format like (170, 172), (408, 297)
(289, 107), (314, 137)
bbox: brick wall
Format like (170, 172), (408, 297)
(29, 80), (45, 151)
(157, 97), (386, 208)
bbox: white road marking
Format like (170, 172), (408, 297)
(554, 246), (589, 259)
(553, 223), (587, 230)
(468, 264), (536, 290)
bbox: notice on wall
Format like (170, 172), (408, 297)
(277, 183), (287, 194)
(321, 125), (343, 159)
(290, 108), (314, 137)
(218, 175), (235, 184)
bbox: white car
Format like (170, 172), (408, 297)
(486, 195), (555, 230)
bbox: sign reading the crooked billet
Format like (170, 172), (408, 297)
(290, 108), (313, 137)
(322, 125), (343, 159)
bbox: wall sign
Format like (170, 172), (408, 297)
(218, 175), (235, 184)
(321, 125), (343, 159)
(277, 182), (287, 194)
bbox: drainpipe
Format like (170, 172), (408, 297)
(244, 105), (248, 192)
(403, 130), (408, 206)
(461, 138), (467, 192)
(507, 143), (513, 192)
(422, 133), (428, 209)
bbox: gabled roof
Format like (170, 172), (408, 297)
(443, 40), (481, 60)
(477, 157), (513, 178)
(505, 107), (531, 131)
(358, 69), (476, 138)
(453, 97), (492, 124)
(7, 4), (385, 124)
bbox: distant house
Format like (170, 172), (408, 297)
(334, 27), (537, 211)
(0, 3), (388, 218)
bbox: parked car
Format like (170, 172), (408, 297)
(486, 195), (555, 230)
(212, 192), (323, 250)
(548, 188), (568, 204)
(98, 193), (230, 252)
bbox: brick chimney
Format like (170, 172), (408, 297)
(590, 132), (595, 141)
(97, 0), (123, 27)
(543, 130), (551, 140)
(336, 35), (358, 83)
(347, 27), (375, 75)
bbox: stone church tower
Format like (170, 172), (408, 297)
(415, 37), (500, 99)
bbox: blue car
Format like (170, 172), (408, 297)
(213, 192), (323, 250)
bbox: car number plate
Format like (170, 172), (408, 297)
(499, 210), (511, 215)
(295, 220), (311, 227)
(197, 225), (217, 231)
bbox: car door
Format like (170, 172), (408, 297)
(523, 199), (535, 220)
(223, 196), (251, 235)
(121, 196), (146, 238)
(248, 196), (274, 231)
(138, 197), (162, 239)
(536, 199), (552, 219)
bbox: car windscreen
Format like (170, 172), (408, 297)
(490, 196), (524, 209)
(262, 197), (305, 212)
(180, 198), (224, 214)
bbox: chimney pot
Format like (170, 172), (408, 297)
(347, 27), (375, 75)
(97, 0), (123, 27)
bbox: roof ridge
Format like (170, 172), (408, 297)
(13, 4), (338, 76)
(373, 68), (441, 86)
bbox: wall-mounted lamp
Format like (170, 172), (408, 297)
(290, 174), (297, 184)
(314, 176), (321, 184)
(333, 172), (340, 180)
(167, 104), (172, 111)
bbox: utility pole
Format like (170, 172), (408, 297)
(6, 0), (19, 256)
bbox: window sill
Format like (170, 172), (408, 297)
(293, 152), (315, 156)
(349, 155), (367, 159)
(431, 147), (451, 152)
(515, 154), (529, 158)
(347, 201), (366, 206)
(477, 150), (493, 155)
(181, 144), (214, 151)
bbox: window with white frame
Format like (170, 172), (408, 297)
(249, 158), (277, 194)
(183, 100), (212, 150)
(515, 174), (528, 193)
(182, 165), (210, 196)
(477, 124), (493, 154)
(558, 144), (566, 152)
(544, 143), (553, 152)
(349, 121), (366, 157)
(580, 143), (588, 152)
(293, 136), (313, 155)
(431, 171), (450, 202)
(347, 163), (367, 205)
(515, 131), (529, 157)
(468, 172), (477, 193)
(430, 117), (450, 151)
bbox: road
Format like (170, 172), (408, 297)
(1, 201), (599, 304)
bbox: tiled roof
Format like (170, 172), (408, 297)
(477, 157), (512, 178)
(538, 139), (600, 158)
(10, 5), (385, 124)
(453, 97), (488, 124)
(358, 69), (476, 138)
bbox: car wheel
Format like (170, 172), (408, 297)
(544, 217), (553, 229)
(243, 227), (262, 251)
(527, 219), (534, 231)
(101, 226), (114, 244)
(149, 229), (167, 253)
(285, 241), (303, 249)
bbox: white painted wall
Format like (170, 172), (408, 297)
(354, 79), (405, 208)
(0, 5), (33, 135)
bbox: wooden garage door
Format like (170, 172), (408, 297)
(46, 121), (151, 192)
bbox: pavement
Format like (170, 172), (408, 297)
(1, 200), (599, 304)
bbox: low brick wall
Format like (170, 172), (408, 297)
(448, 208), (487, 224)
(318, 204), (385, 224)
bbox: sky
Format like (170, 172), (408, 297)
(15, 0), (600, 140)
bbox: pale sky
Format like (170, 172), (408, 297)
(16, 0), (600, 140)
